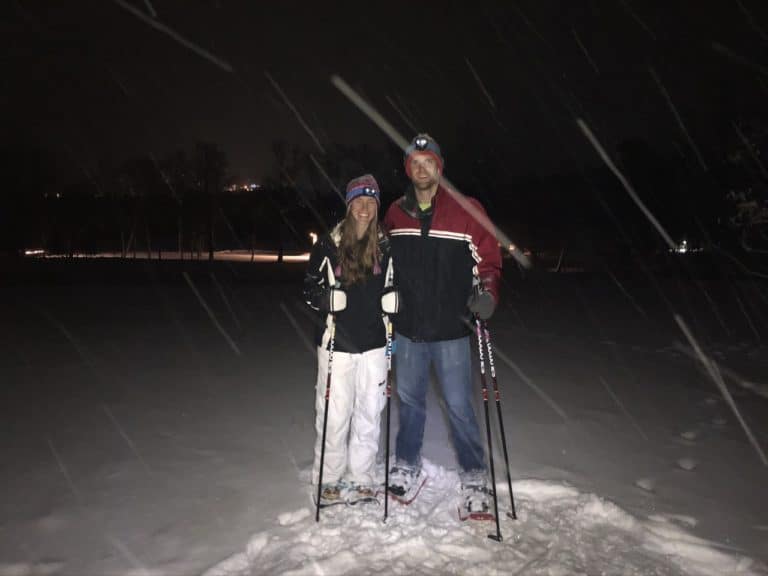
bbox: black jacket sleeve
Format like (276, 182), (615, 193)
(303, 235), (335, 311)
(378, 234), (394, 287)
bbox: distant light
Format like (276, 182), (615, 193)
(24, 249), (45, 256)
(675, 239), (688, 254)
(309, 232), (318, 245)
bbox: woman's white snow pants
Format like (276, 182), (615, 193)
(312, 344), (387, 486)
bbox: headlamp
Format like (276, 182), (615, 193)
(350, 186), (378, 198)
(414, 137), (429, 150)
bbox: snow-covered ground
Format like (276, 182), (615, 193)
(1, 258), (766, 575)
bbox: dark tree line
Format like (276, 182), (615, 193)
(2, 142), (311, 259)
(2, 126), (765, 261)
(0, 138), (407, 260)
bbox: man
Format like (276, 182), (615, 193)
(383, 134), (501, 515)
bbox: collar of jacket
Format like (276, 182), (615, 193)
(330, 221), (344, 245)
(399, 184), (443, 219)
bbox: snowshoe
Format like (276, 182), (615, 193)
(387, 464), (428, 505)
(345, 483), (380, 506)
(458, 477), (495, 522)
(313, 483), (346, 508)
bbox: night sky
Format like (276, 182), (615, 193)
(3, 1), (766, 206)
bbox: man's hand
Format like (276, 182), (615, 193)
(467, 289), (495, 320)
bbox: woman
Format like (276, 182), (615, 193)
(303, 174), (397, 504)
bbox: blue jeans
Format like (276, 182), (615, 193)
(394, 333), (486, 473)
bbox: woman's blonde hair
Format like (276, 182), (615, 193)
(337, 212), (381, 285)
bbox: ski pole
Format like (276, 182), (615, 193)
(383, 320), (393, 521)
(315, 317), (336, 522)
(475, 316), (502, 542)
(482, 320), (517, 519)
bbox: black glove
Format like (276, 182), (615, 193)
(317, 287), (347, 313)
(467, 289), (496, 320)
(381, 287), (401, 315)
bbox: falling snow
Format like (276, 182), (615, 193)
(2, 1), (768, 574)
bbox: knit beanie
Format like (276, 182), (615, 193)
(345, 174), (381, 205)
(404, 134), (443, 178)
